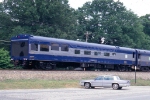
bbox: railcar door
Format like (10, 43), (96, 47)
(137, 51), (141, 67)
(132, 51), (135, 67)
(11, 40), (29, 57)
(135, 50), (140, 70)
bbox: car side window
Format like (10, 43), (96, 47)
(95, 76), (103, 80)
(104, 76), (114, 80)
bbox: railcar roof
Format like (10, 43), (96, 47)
(31, 36), (135, 51)
(137, 49), (150, 54)
(11, 34), (135, 51)
(31, 36), (116, 48)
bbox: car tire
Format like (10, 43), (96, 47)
(112, 83), (119, 90)
(118, 87), (122, 90)
(84, 82), (91, 89)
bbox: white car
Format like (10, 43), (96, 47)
(80, 75), (130, 90)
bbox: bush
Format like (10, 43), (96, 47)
(0, 48), (14, 69)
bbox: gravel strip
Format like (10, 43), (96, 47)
(0, 70), (149, 80)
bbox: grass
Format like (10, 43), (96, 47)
(0, 79), (80, 90)
(0, 79), (150, 90)
(130, 79), (150, 86)
(0, 70), (150, 90)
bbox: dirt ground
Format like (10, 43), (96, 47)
(0, 70), (150, 81)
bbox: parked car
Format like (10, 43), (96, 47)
(80, 75), (130, 90)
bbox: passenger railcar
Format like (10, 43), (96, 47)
(10, 34), (150, 71)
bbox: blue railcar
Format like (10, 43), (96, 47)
(135, 49), (150, 71)
(10, 34), (150, 71)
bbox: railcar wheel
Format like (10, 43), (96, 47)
(35, 65), (39, 69)
(84, 83), (91, 89)
(112, 83), (119, 90)
(45, 63), (53, 70)
(141, 67), (149, 72)
(122, 66), (126, 71)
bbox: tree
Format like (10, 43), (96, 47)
(0, 48), (13, 69)
(0, 2), (12, 34)
(0, 2), (12, 50)
(140, 14), (150, 36)
(139, 14), (150, 49)
(3, 0), (77, 40)
(76, 0), (148, 49)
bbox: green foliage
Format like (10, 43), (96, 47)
(76, 0), (150, 49)
(130, 79), (150, 86)
(0, 79), (79, 89)
(0, 0), (150, 54)
(3, 0), (77, 39)
(0, 2), (12, 40)
(140, 14), (150, 36)
(0, 79), (150, 89)
(0, 48), (13, 69)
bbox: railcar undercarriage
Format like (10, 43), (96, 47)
(12, 60), (150, 71)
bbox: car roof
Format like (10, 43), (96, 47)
(98, 75), (118, 77)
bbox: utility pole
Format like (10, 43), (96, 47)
(85, 31), (91, 42)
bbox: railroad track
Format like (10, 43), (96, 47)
(0, 70), (150, 81)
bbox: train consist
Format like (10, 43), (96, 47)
(11, 34), (150, 71)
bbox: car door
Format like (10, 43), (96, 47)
(91, 76), (103, 87)
(103, 76), (114, 87)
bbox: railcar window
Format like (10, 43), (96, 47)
(133, 52), (135, 58)
(112, 53), (116, 56)
(51, 43), (59, 51)
(94, 52), (98, 55)
(61, 44), (69, 51)
(138, 54), (141, 59)
(125, 54), (128, 58)
(40, 44), (49, 52)
(31, 43), (38, 51)
(84, 51), (91, 55)
(104, 52), (110, 56)
(94, 52), (101, 56)
(75, 50), (80, 54)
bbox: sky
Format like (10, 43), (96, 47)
(68, 0), (150, 17)
(0, 0), (149, 16)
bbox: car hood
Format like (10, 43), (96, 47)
(80, 80), (94, 82)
